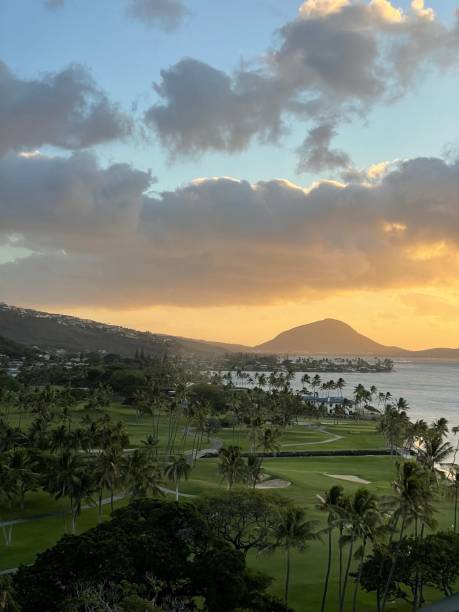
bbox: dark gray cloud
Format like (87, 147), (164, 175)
(43, 0), (189, 31)
(1, 152), (458, 307)
(43, 0), (64, 9)
(0, 62), (132, 156)
(126, 0), (189, 30)
(296, 122), (351, 172)
(146, 58), (287, 157)
(145, 1), (459, 169)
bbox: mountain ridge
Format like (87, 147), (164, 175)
(0, 303), (458, 359)
(0, 303), (227, 358)
(255, 318), (459, 357)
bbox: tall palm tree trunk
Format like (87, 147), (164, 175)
(352, 539), (367, 612)
(98, 490), (103, 523)
(175, 482), (179, 502)
(284, 546), (291, 606)
(454, 486), (458, 534)
(320, 528), (333, 612)
(381, 518), (406, 612)
(338, 526), (344, 601)
(339, 536), (354, 612)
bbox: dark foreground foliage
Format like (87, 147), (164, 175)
(13, 499), (289, 612)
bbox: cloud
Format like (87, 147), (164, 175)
(126, 0), (189, 30)
(43, 0), (64, 9)
(0, 62), (132, 156)
(43, 0), (189, 30)
(145, 58), (287, 157)
(1, 152), (459, 308)
(145, 0), (459, 168)
(400, 293), (459, 318)
(296, 122), (351, 172)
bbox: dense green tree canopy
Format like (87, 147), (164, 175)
(13, 499), (288, 612)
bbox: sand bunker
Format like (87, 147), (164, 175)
(324, 473), (370, 484)
(256, 479), (291, 489)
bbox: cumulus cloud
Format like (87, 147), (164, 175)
(0, 62), (132, 156)
(0, 152), (458, 307)
(145, 0), (459, 168)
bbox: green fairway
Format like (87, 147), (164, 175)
(2, 453), (456, 611)
(1, 402), (454, 611)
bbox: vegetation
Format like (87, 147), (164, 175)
(1, 353), (459, 611)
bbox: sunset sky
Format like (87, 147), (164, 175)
(1, 0), (459, 349)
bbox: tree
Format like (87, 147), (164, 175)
(379, 404), (410, 454)
(93, 444), (125, 517)
(361, 533), (459, 608)
(257, 427), (281, 456)
(267, 504), (319, 607)
(164, 455), (192, 501)
(417, 425), (453, 482)
(348, 489), (383, 612)
(0, 575), (20, 612)
(123, 449), (163, 499)
(0, 461), (18, 546)
(316, 485), (344, 612)
(381, 461), (436, 612)
(218, 446), (247, 490)
(198, 490), (284, 557)
(5, 447), (39, 510)
(13, 499), (288, 612)
(246, 453), (263, 488)
(44, 451), (94, 533)
(448, 467), (459, 533)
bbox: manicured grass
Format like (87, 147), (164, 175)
(1, 404), (452, 611)
(179, 456), (456, 611)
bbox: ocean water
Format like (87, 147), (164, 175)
(232, 360), (459, 428)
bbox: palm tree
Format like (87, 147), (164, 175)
(312, 375), (322, 394)
(6, 447), (38, 510)
(336, 378), (346, 397)
(93, 444), (124, 518)
(417, 427), (453, 482)
(257, 427), (281, 456)
(45, 451), (94, 533)
(246, 453), (263, 488)
(448, 467), (459, 533)
(141, 434), (160, 459)
(301, 373), (310, 390)
(267, 504), (319, 606)
(164, 455), (192, 501)
(316, 485), (344, 612)
(123, 449), (163, 499)
(0, 462), (18, 545)
(381, 461), (436, 612)
(69, 471), (95, 533)
(349, 489), (382, 612)
(218, 446), (247, 490)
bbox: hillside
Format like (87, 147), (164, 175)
(254, 318), (459, 358)
(0, 335), (36, 358)
(0, 304), (225, 358)
(1, 304), (458, 359)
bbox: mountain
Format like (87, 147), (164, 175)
(0, 303), (226, 358)
(0, 334), (36, 358)
(254, 318), (459, 358)
(1, 304), (458, 359)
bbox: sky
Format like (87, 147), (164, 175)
(0, 0), (459, 349)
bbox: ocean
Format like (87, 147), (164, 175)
(231, 360), (459, 428)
